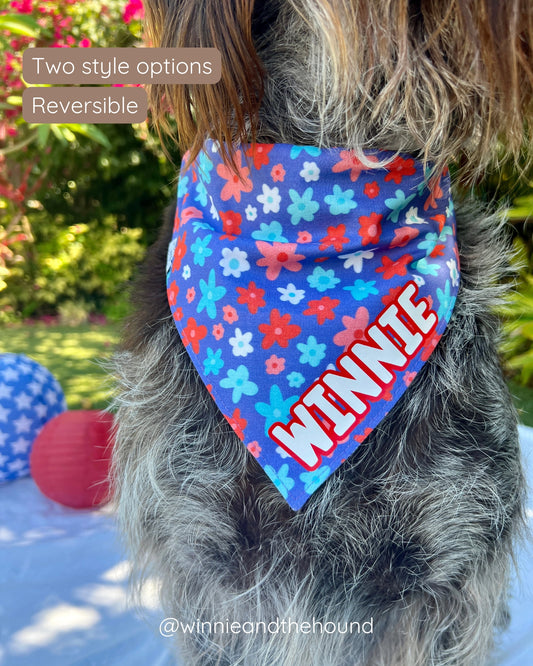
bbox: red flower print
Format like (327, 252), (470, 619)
(390, 226), (419, 248)
(259, 309), (301, 349)
(220, 210), (242, 240)
(216, 150), (253, 202)
(297, 231), (312, 243)
(424, 174), (443, 211)
(358, 212), (382, 246)
(384, 156), (416, 184)
(212, 323), (225, 340)
(181, 206), (203, 225)
(333, 307), (369, 349)
(363, 181), (380, 198)
(186, 287), (196, 303)
(271, 163), (286, 182)
(182, 317), (207, 354)
(403, 371), (417, 387)
(381, 285), (403, 306)
(223, 305), (239, 324)
(431, 214), (446, 233)
(226, 408), (247, 440)
(172, 231), (187, 271)
(332, 150), (378, 182)
(173, 307), (183, 322)
(319, 224), (349, 252)
(168, 281), (179, 306)
(265, 355), (286, 375)
(246, 143), (274, 170)
(375, 254), (413, 280)
(429, 244), (445, 258)
(303, 296), (340, 325)
(247, 441), (262, 457)
(421, 333), (439, 361)
(255, 241), (305, 281)
(236, 281), (266, 314)
(354, 427), (373, 443)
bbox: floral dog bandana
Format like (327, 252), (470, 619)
(166, 140), (459, 510)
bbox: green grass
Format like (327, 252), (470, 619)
(0, 322), (121, 410)
(0, 322), (532, 427)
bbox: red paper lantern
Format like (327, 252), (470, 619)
(30, 410), (115, 509)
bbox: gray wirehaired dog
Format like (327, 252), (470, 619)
(112, 2), (533, 664)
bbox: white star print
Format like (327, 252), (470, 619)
(14, 393), (33, 411)
(14, 415), (33, 434)
(11, 437), (31, 454)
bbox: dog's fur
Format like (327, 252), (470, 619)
(111, 2), (533, 664)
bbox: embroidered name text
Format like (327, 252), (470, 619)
(269, 281), (437, 470)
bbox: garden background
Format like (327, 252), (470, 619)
(1, 0), (532, 424)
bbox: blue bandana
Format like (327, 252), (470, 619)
(166, 141), (459, 510)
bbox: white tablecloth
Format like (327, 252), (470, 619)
(1, 428), (533, 666)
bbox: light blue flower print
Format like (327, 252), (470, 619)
(251, 221), (288, 243)
(417, 232), (440, 257)
(255, 384), (298, 435)
(264, 463), (295, 499)
(197, 269), (226, 319)
(177, 175), (189, 198)
(343, 279), (379, 300)
(307, 266), (340, 292)
(324, 184), (357, 215)
(446, 198), (455, 218)
(287, 188), (320, 225)
(436, 279), (456, 320)
(191, 234), (212, 267)
(410, 257), (440, 276)
(220, 365), (258, 404)
(290, 145), (321, 159)
(385, 189), (417, 222)
(300, 466), (331, 494)
(297, 335), (326, 368)
(192, 220), (215, 233)
(194, 181), (208, 207)
(197, 150), (213, 183)
(203, 348), (224, 376)
(287, 371), (305, 388)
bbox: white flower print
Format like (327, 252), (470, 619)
(299, 161), (320, 182)
(219, 247), (250, 278)
(245, 204), (258, 221)
(229, 328), (254, 357)
(404, 206), (427, 225)
(257, 184), (281, 214)
(277, 283), (306, 305)
(339, 249), (375, 273)
(447, 258), (460, 287)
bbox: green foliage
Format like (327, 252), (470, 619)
(1, 215), (145, 319)
(0, 0), (180, 321)
(500, 271), (533, 387)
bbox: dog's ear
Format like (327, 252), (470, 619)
(144, 0), (264, 172)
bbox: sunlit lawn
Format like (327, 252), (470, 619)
(0, 321), (532, 426)
(0, 322), (121, 410)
